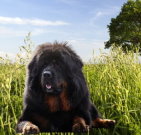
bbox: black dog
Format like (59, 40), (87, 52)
(16, 42), (115, 134)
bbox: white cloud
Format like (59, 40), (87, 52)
(0, 16), (69, 26)
(95, 11), (104, 17)
(89, 6), (120, 25)
(0, 26), (50, 37)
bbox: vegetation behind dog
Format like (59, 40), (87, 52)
(0, 44), (141, 135)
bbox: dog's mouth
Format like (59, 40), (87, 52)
(46, 84), (52, 90)
(45, 83), (54, 93)
(45, 82), (62, 95)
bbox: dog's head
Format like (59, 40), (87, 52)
(26, 42), (88, 105)
(39, 51), (68, 95)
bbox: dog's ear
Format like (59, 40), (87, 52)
(70, 53), (83, 69)
(69, 48), (83, 70)
(28, 57), (35, 70)
(27, 56), (39, 91)
(61, 49), (88, 106)
(61, 49), (83, 74)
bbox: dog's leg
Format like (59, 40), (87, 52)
(90, 103), (115, 128)
(16, 107), (41, 134)
(92, 118), (116, 128)
(16, 121), (40, 134)
(72, 116), (89, 132)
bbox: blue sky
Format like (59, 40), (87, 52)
(0, 0), (127, 61)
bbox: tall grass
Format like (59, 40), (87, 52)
(84, 48), (141, 135)
(0, 43), (141, 135)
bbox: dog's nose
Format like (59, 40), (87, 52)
(43, 71), (52, 78)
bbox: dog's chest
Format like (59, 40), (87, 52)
(44, 91), (71, 112)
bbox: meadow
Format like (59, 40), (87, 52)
(0, 43), (141, 135)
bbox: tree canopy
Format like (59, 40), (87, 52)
(105, 0), (141, 52)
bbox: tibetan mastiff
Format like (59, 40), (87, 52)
(16, 42), (115, 134)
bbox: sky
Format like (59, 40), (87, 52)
(0, 0), (127, 61)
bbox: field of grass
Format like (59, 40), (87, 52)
(0, 46), (141, 135)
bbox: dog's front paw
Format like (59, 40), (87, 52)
(22, 122), (40, 134)
(72, 116), (89, 132)
(72, 123), (89, 132)
(92, 118), (116, 128)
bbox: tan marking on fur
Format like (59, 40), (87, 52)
(72, 117), (89, 132)
(45, 95), (59, 112)
(45, 81), (71, 112)
(73, 117), (86, 126)
(60, 88), (71, 111)
(93, 118), (115, 128)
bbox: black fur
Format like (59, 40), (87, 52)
(16, 42), (105, 133)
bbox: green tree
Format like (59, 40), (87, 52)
(105, 0), (141, 52)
